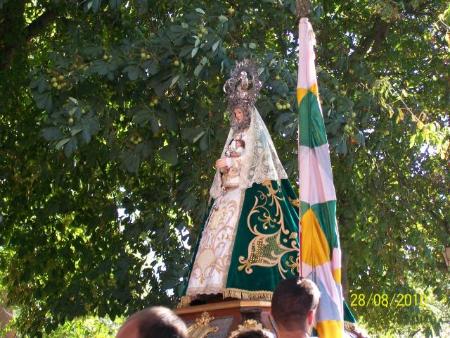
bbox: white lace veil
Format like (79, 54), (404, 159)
(210, 106), (288, 199)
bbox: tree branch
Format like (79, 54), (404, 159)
(351, 16), (389, 59)
(0, 5), (59, 70)
(296, 0), (311, 19)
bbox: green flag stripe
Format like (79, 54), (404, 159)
(301, 200), (339, 250)
(299, 91), (328, 148)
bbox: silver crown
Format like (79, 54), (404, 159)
(223, 59), (262, 112)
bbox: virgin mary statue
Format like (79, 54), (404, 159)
(181, 60), (300, 305)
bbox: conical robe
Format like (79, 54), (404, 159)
(181, 107), (300, 304)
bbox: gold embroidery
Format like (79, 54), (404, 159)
(188, 199), (238, 288)
(223, 288), (273, 301)
(186, 188), (245, 298)
(179, 288), (273, 308)
(238, 181), (299, 277)
(187, 312), (219, 338)
(289, 197), (300, 208)
(229, 319), (266, 338)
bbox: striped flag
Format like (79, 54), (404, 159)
(297, 18), (344, 337)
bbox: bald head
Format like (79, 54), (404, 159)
(116, 306), (188, 338)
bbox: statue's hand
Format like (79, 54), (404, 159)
(215, 158), (228, 170)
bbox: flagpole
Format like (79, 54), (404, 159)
(296, 0), (311, 279)
(296, 1), (346, 336)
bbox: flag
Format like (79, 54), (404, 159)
(297, 18), (344, 337)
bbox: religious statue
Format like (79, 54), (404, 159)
(180, 60), (301, 305)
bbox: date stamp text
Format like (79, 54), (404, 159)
(350, 293), (426, 307)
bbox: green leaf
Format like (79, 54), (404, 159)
(109, 0), (121, 9)
(409, 134), (417, 148)
(218, 15), (228, 23)
(90, 60), (109, 76)
(272, 80), (289, 95)
(194, 57), (208, 77)
(35, 76), (49, 93)
(195, 8), (205, 14)
(132, 109), (152, 125)
(355, 130), (365, 146)
(181, 127), (206, 144)
(122, 152), (140, 173)
(194, 36), (200, 48)
(193, 130), (205, 143)
(35, 92), (53, 111)
(212, 40), (220, 52)
(336, 137), (348, 155)
(70, 126), (83, 136)
(142, 61), (159, 75)
(159, 145), (178, 165)
(170, 75), (180, 88)
(55, 137), (70, 150)
(149, 115), (160, 135)
(199, 134), (208, 151)
(83, 116), (100, 136)
(81, 129), (92, 144)
(194, 64), (203, 77)
(42, 127), (62, 141)
(68, 97), (78, 105)
(123, 65), (140, 81)
(159, 108), (177, 131)
(191, 47), (199, 58)
(64, 137), (78, 157)
(152, 76), (173, 96)
(86, 0), (102, 12)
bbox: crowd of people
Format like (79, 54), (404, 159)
(116, 277), (320, 338)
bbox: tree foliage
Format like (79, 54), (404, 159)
(0, 0), (448, 336)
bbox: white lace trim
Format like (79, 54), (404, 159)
(210, 107), (288, 199)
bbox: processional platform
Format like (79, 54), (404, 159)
(176, 299), (366, 338)
(176, 300), (275, 338)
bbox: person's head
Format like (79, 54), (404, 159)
(234, 107), (245, 123)
(232, 329), (271, 338)
(116, 306), (188, 338)
(230, 105), (251, 132)
(271, 278), (320, 334)
(235, 139), (245, 148)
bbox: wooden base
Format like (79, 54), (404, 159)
(176, 300), (367, 338)
(175, 300), (276, 338)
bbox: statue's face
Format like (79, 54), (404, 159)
(234, 107), (244, 123)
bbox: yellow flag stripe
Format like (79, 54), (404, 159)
(301, 208), (330, 267)
(332, 268), (341, 284)
(316, 320), (344, 338)
(297, 83), (319, 103)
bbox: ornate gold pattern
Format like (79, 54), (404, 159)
(179, 288), (273, 308)
(187, 312), (219, 338)
(189, 199), (237, 283)
(186, 188), (245, 298)
(223, 288), (273, 301)
(229, 319), (267, 338)
(289, 197), (300, 208)
(238, 181), (299, 277)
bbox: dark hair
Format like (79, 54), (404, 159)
(271, 278), (320, 331)
(122, 306), (188, 338)
(234, 329), (270, 338)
